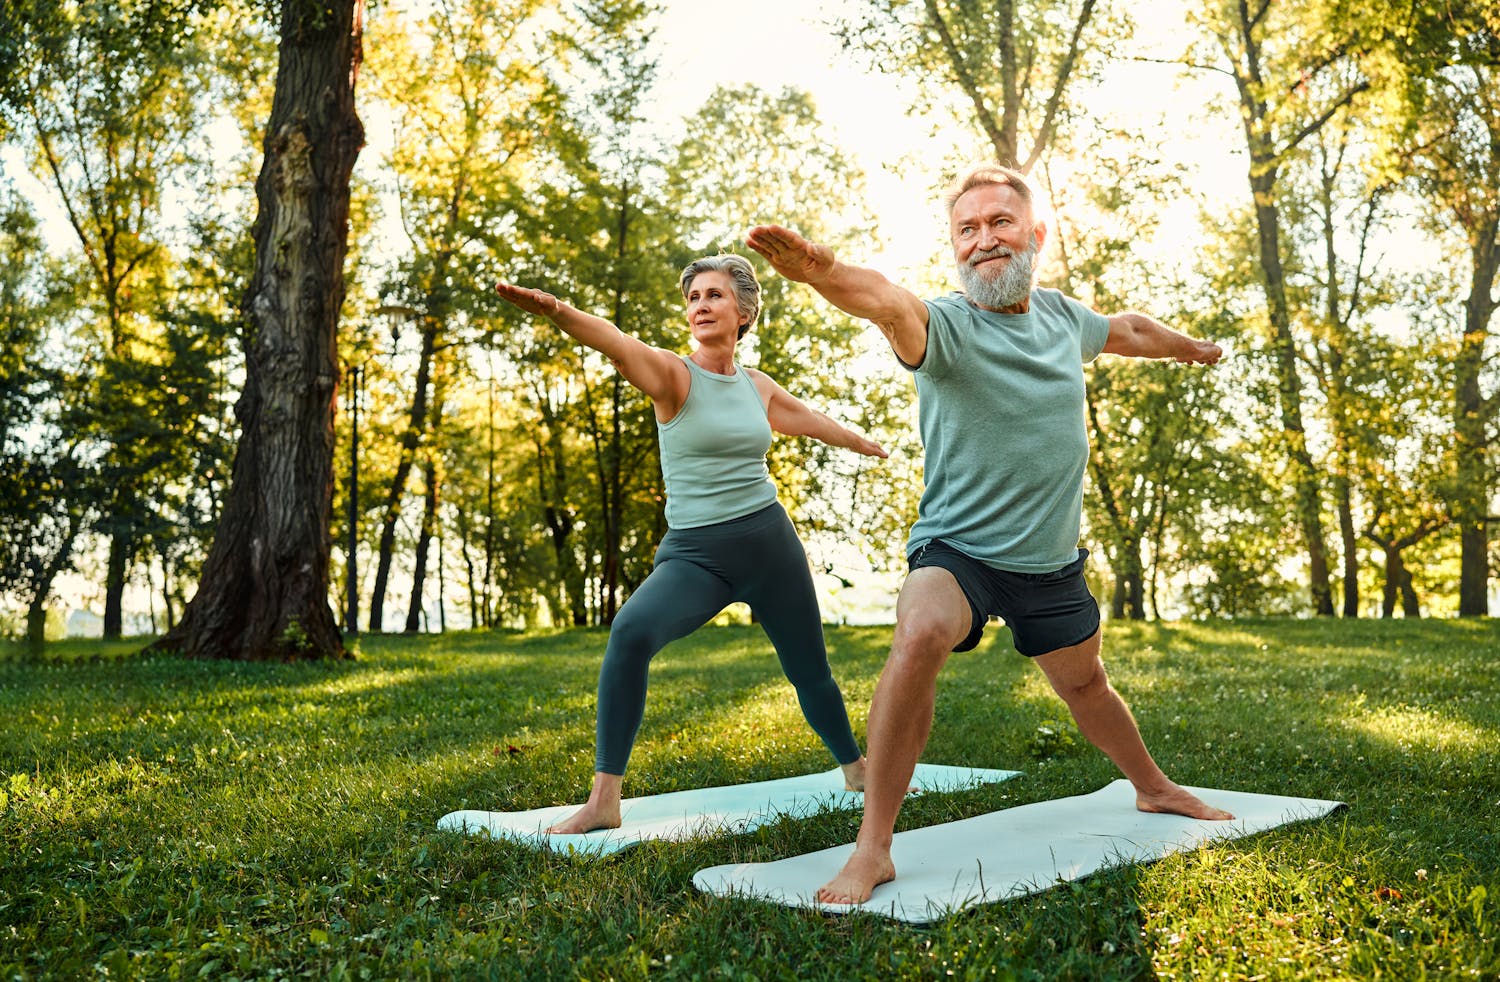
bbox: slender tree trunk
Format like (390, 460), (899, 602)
(460, 532), (478, 629)
(369, 319), (436, 630)
(535, 403), (586, 626)
(1250, 171), (1334, 615)
(1380, 544), (1402, 618)
(405, 455), (439, 633)
(1456, 222), (1498, 615)
(483, 373), (495, 628)
(103, 526), (131, 638)
(345, 363), (360, 633)
(1335, 477), (1359, 617)
(146, 0), (364, 661)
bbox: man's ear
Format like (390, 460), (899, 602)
(1032, 220), (1048, 253)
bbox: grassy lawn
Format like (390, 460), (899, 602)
(2, 619), (1498, 980)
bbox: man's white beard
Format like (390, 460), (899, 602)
(958, 235), (1038, 310)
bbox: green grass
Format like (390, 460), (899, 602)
(2, 619), (1497, 980)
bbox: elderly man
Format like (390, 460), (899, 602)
(745, 163), (1233, 905)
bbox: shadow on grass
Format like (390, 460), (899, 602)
(4, 620), (1499, 979)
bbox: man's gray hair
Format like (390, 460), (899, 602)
(943, 163), (1035, 216)
(679, 254), (761, 339)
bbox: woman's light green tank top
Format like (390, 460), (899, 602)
(656, 357), (777, 529)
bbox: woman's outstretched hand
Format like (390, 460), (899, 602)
(850, 434), (889, 459)
(495, 281), (562, 319)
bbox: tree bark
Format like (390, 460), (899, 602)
(405, 454), (439, 633)
(1456, 218), (1498, 615)
(146, 0), (364, 661)
(1249, 169), (1334, 615)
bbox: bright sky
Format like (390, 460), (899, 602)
(646, 0), (956, 273)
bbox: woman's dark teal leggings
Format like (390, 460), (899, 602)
(593, 502), (862, 775)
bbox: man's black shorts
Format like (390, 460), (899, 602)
(908, 540), (1100, 656)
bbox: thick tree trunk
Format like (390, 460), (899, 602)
(146, 0), (364, 661)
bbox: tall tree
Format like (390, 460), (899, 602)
(150, 0), (366, 660)
(361, 0), (552, 630)
(11, 0), (210, 637)
(0, 188), (98, 649)
(1404, 57), (1500, 615)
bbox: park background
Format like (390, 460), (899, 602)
(2, 2), (1499, 978)
(2, 0), (1497, 649)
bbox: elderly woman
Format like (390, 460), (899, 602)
(494, 254), (887, 834)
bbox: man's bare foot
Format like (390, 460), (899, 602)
(544, 800), (622, 834)
(840, 756), (869, 791)
(815, 846), (896, 905)
(1137, 783), (1234, 821)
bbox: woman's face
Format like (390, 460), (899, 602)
(683, 270), (746, 345)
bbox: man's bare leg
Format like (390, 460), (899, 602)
(816, 569), (972, 904)
(545, 772), (624, 833)
(1034, 631), (1234, 821)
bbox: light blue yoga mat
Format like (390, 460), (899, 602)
(437, 763), (1020, 857)
(693, 780), (1344, 924)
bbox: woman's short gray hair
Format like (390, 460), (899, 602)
(679, 254), (761, 339)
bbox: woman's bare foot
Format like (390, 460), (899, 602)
(544, 800), (622, 834)
(545, 772), (624, 834)
(1137, 782), (1234, 821)
(840, 756), (869, 791)
(816, 845), (896, 905)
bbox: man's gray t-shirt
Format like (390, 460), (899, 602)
(905, 288), (1110, 573)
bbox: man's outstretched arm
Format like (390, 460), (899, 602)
(746, 224), (930, 366)
(1102, 312), (1223, 364)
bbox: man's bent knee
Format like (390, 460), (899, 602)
(1049, 656), (1112, 704)
(889, 616), (959, 676)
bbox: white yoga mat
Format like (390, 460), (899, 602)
(437, 763), (1019, 857)
(693, 780), (1344, 924)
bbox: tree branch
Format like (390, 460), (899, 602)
(923, 0), (1009, 162)
(1022, 0), (1097, 174)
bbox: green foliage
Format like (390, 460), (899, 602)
(2, 620), (1498, 977)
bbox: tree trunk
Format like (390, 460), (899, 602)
(1249, 170), (1334, 615)
(345, 363), (361, 632)
(102, 526), (132, 638)
(1456, 220), (1498, 615)
(1398, 562), (1421, 618)
(1380, 544), (1401, 618)
(405, 455), (439, 633)
(1334, 476), (1359, 617)
(146, 0), (364, 661)
(369, 317), (436, 630)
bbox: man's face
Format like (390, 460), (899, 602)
(950, 183), (1045, 310)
